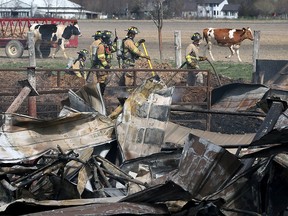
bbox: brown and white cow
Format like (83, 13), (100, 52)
(203, 27), (254, 62)
(29, 22), (81, 59)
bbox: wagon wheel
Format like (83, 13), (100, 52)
(5, 40), (24, 58)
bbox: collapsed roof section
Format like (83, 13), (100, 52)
(1, 76), (288, 215)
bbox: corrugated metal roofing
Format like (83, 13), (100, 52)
(164, 122), (255, 147)
(211, 83), (269, 112)
(0, 112), (115, 163)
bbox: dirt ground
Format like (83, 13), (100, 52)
(75, 19), (288, 64)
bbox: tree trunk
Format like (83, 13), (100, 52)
(158, 27), (163, 62)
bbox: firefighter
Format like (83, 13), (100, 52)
(92, 30), (114, 95)
(102, 30), (117, 67)
(66, 49), (89, 80)
(90, 30), (103, 68)
(120, 26), (150, 87)
(86, 30), (103, 82)
(185, 32), (207, 86)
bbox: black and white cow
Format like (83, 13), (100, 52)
(29, 22), (81, 58)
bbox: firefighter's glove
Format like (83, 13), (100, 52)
(113, 36), (118, 43)
(201, 56), (208, 61)
(104, 65), (111, 69)
(138, 39), (145, 44)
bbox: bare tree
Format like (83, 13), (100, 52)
(254, 0), (275, 16)
(150, 0), (165, 62)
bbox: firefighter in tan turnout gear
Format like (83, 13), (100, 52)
(88, 30), (103, 83)
(66, 49), (89, 80)
(120, 26), (150, 86)
(90, 30), (103, 66)
(91, 30), (115, 95)
(185, 32), (207, 86)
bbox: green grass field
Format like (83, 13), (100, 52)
(1, 56), (253, 83)
(200, 61), (253, 82)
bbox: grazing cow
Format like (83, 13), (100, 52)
(203, 27), (254, 62)
(29, 22), (81, 58)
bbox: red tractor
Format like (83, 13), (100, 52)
(0, 17), (78, 58)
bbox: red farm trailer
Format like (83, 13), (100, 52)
(0, 17), (79, 58)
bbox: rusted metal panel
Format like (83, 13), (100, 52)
(120, 180), (192, 203)
(212, 175), (259, 215)
(164, 122), (255, 147)
(274, 153), (288, 168)
(0, 112), (115, 163)
(170, 134), (242, 199)
(116, 76), (174, 160)
(274, 109), (288, 129)
(120, 150), (182, 179)
(264, 160), (288, 215)
(251, 100), (286, 144)
(250, 127), (288, 146)
(68, 82), (107, 115)
(249, 99), (288, 146)
(255, 59), (288, 84)
(211, 83), (269, 112)
(68, 89), (97, 113)
(0, 197), (124, 213)
(24, 202), (169, 216)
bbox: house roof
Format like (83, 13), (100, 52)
(182, 1), (197, 11)
(199, 0), (225, 4)
(0, 0), (81, 8)
(0, 0), (31, 7)
(32, 0), (81, 8)
(222, 4), (240, 11)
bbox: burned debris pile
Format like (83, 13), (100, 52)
(1, 75), (288, 215)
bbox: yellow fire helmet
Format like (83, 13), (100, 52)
(127, 26), (139, 34)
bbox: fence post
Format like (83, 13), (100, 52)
(252, 30), (260, 83)
(174, 31), (182, 68)
(27, 31), (37, 117)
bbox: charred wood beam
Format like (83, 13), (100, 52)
(11, 147), (80, 188)
(6, 80), (38, 113)
(0, 166), (38, 175)
(95, 156), (133, 180)
(92, 166), (106, 197)
(12, 162), (65, 188)
(92, 157), (112, 188)
(102, 168), (148, 188)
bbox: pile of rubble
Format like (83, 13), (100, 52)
(1, 75), (288, 215)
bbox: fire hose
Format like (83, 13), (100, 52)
(165, 59), (222, 86)
(206, 58), (222, 86)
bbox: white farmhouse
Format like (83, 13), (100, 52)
(197, 0), (228, 18)
(195, 0), (240, 19)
